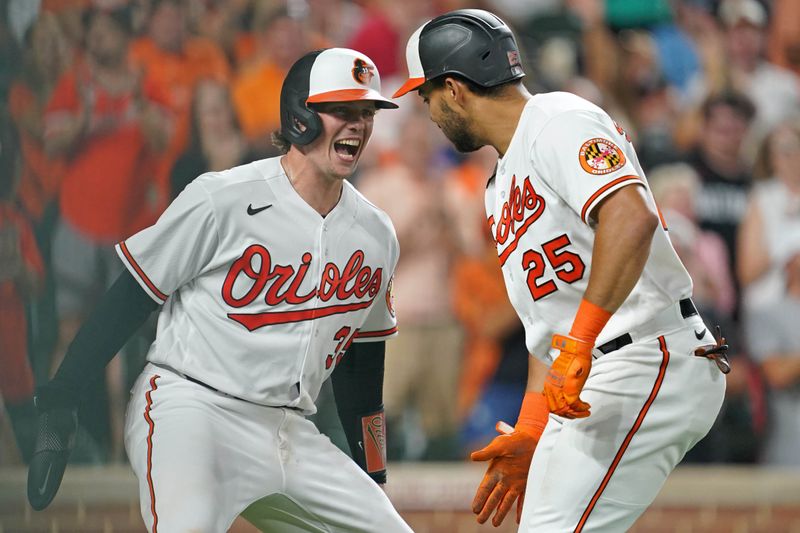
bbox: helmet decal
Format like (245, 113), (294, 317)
(352, 58), (375, 85)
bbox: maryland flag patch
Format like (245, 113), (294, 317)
(579, 138), (626, 175)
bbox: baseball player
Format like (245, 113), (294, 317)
(394, 10), (730, 532)
(27, 48), (413, 533)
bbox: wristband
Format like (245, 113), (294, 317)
(360, 409), (387, 483)
(569, 298), (612, 343)
(515, 392), (549, 439)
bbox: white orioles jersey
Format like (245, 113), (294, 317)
(116, 157), (399, 414)
(485, 92), (693, 362)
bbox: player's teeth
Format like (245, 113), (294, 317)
(338, 139), (360, 146)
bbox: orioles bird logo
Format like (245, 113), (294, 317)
(352, 58), (375, 85)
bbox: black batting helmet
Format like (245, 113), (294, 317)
(280, 48), (398, 146)
(393, 9), (525, 98)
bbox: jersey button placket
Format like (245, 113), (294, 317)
(315, 223), (328, 337)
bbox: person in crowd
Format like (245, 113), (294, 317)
(648, 163), (736, 319)
(613, 30), (680, 169)
(660, 0), (727, 104)
(170, 78), (258, 197)
(682, 0), (800, 148)
(346, 0), (433, 80)
(518, 0), (619, 96)
(685, 90), (755, 278)
(453, 220), (526, 458)
(357, 110), (463, 460)
(184, 0), (254, 69)
(7, 12), (71, 383)
(718, 0), (800, 139)
(231, 6), (313, 153)
(129, 0), (231, 169)
(44, 4), (173, 460)
(650, 162), (762, 463)
(739, 121), (800, 466)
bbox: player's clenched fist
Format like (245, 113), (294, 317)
(543, 334), (593, 418)
(470, 422), (536, 527)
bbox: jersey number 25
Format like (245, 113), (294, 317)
(522, 234), (585, 300)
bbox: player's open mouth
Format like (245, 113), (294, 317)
(333, 138), (361, 162)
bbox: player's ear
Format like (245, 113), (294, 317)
(443, 77), (469, 109)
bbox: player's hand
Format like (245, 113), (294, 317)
(543, 334), (593, 418)
(470, 421), (536, 526)
(27, 386), (78, 511)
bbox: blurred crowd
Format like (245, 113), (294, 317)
(1, 0), (799, 469)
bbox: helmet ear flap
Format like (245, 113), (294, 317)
(279, 50), (325, 146)
(281, 86), (322, 146)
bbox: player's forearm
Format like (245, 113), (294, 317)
(40, 269), (158, 409)
(525, 355), (548, 393)
(583, 186), (659, 314)
(331, 341), (387, 483)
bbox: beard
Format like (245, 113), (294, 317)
(439, 99), (483, 153)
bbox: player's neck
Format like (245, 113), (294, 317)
(478, 86), (532, 157)
(280, 155), (343, 217)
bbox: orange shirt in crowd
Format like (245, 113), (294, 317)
(45, 65), (172, 243)
(233, 33), (257, 69)
(0, 205), (43, 402)
(232, 61), (285, 142)
(129, 36), (231, 156)
(445, 158), (518, 417)
(451, 247), (513, 419)
(8, 83), (66, 222)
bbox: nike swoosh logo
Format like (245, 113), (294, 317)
(694, 329), (706, 340)
(38, 463), (53, 495)
(247, 204), (272, 216)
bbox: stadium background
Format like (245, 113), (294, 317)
(1, 0), (800, 531)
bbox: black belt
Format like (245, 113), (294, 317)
(596, 298), (698, 355)
(185, 374), (245, 401)
(183, 372), (302, 409)
(185, 374), (221, 392)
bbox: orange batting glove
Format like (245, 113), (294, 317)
(470, 392), (548, 527)
(543, 334), (593, 418)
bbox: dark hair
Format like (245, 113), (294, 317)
(82, 4), (135, 35)
(701, 90), (757, 123)
(271, 130), (292, 154)
(187, 79), (242, 151)
(425, 74), (522, 98)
